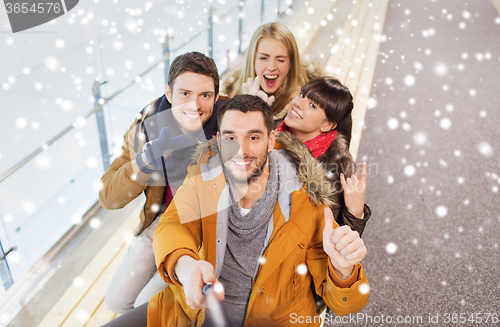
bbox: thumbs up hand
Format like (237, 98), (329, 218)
(323, 208), (367, 278)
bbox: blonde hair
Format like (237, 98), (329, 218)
(233, 23), (309, 116)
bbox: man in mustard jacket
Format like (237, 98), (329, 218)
(103, 94), (369, 327)
(99, 52), (223, 314)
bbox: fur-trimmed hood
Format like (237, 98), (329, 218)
(275, 131), (356, 193)
(190, 135), (334, 207)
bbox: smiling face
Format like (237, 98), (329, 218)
(166, 72), (218, 135)
(284, 93), (336, 142)
(254, 37), (291, 95)
(218, 110), (275, 185)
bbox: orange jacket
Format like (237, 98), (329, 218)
(149, 139), (369, 326)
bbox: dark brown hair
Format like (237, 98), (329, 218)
(301, 77), (353, 125)
(168, 52), (219, 95)
(217, 95), (273, 135)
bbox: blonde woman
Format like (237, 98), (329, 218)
(222, 22), (322, 120)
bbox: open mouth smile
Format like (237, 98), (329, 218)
(263, 74), (279, 87)
(183, 111), (202, 121)
(288, 107), (303, 119)
(232, 159), (253, 169)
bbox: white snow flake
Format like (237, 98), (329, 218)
(296, 264), (308, 275)
(16, 117), (27, 129)
(440, 118), (451, 130)
(73, 277), (85, 288)
(404, 75), (415, 86)
(404, 165), (416, 176)
(433, 63), (447, 76)
(359, 283), (369, 294)
(90, 217), (101, 229)
(387, 118), (399, 129)
(477, 142), (493, 157)
(367, 97), (377, 109)
(436, 206), (448, 217)
(385, 243), (397, 254)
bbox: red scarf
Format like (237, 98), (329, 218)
(276, 121), (337, 158)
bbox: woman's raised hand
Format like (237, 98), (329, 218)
(340, 163), (367, 219)
(242, 76), (275, 106)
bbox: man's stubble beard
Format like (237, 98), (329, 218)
(224, 154), (269, 186)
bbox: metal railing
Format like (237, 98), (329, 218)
(1, 0), (292, 184)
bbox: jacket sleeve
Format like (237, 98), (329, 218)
(98, 117), (147, 210)
(306, 208), (369, 316)
(334, 203), (371, 238)
(153, 164), (203, 285)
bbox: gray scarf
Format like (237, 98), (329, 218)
(227, 152), (279, 236)
(217, 152), (279, 327)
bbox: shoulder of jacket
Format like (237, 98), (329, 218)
(190, 136), (219, 164)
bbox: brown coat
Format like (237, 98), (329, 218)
(148, 139), (369, 326)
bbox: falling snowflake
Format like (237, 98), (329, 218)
(385, 242), (397, 254)
(440, 118), (451, 130)
(434, 63), (447, 76)
(404, 165), (415, 176)
(436, 206), (447, 217)
(90, 217), (101, 229)
(477, 142), (493, 157)
(73, 277), (84, 288)
(367, 97), (377, 109)
(35, 154), (51, 170)
(93, 181), (103, 192)
(404, 75), (415, 86)
(55, 39), (65, 48)
(72, 214), (83, 224)
(15, 117), (27, 129)
(358, 283), (369, 294)
(296, 264), (308, 275)
(387, 175), (394, 184)
(387, 118), (399, 129)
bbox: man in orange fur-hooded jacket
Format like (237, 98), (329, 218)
(103, 95), (369, 327)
